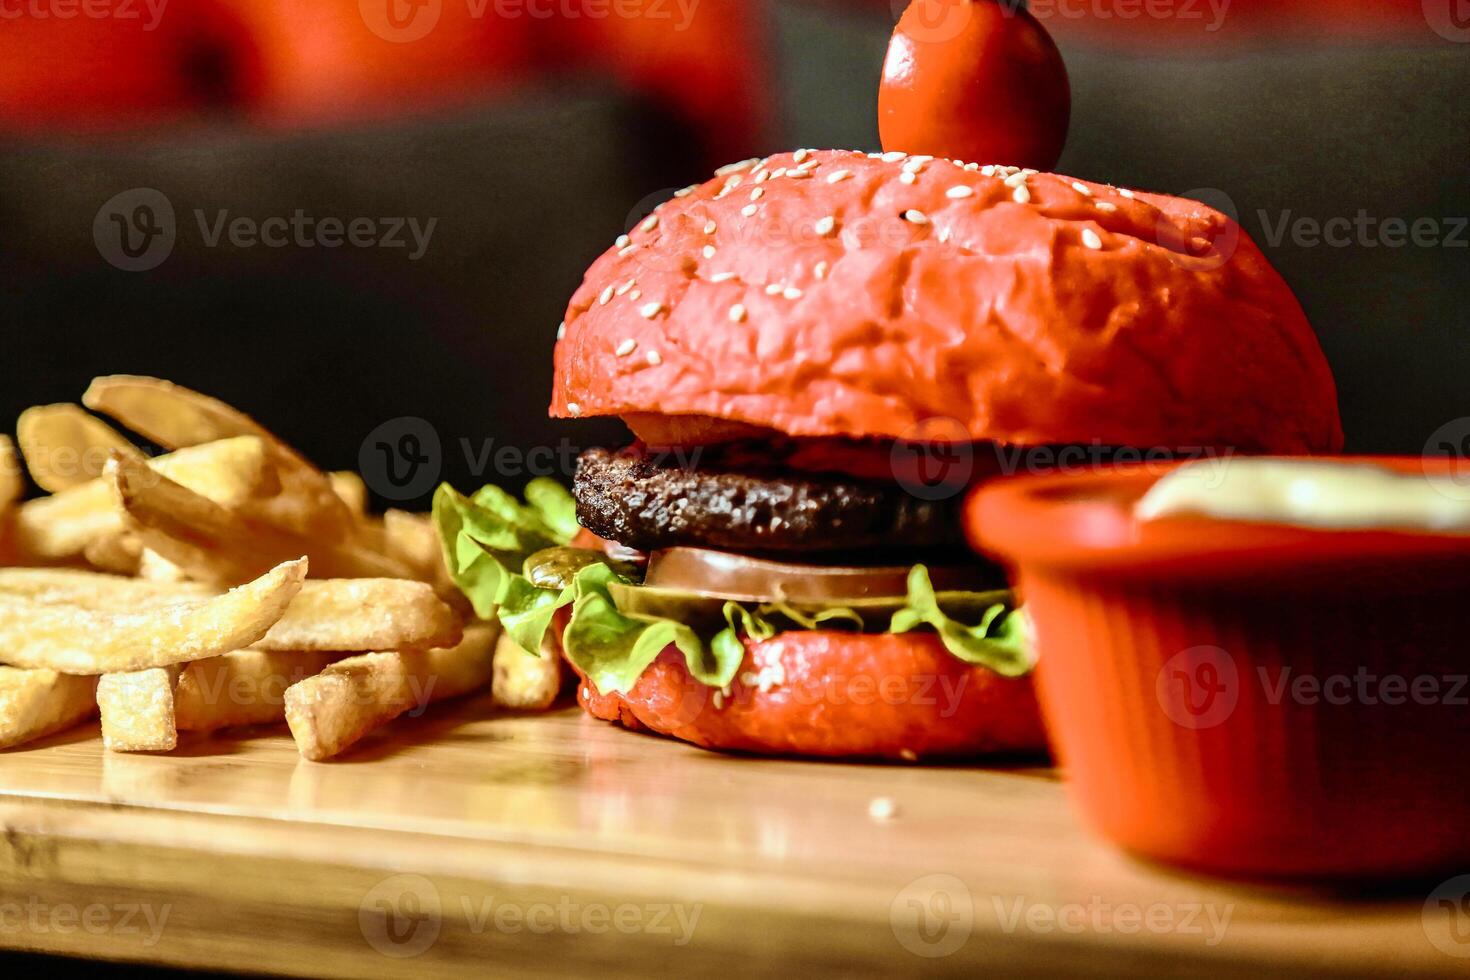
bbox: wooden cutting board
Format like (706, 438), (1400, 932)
(0, 699), (1458, 978)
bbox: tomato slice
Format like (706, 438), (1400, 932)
(644, 547), (996, 603)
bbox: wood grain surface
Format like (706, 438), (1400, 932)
(0, 699), (1459, 977)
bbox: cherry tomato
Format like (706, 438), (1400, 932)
(880, 0), (1070, 171)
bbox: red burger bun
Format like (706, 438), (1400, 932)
(552, 150), (1343, 455)
(565, 624), (1048, 760)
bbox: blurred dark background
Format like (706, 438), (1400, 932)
(0, 0), (1466, 510)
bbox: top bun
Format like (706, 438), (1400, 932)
(551, 150), (1342, 454)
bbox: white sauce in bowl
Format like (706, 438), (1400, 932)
(1136, 459), (1470, 532)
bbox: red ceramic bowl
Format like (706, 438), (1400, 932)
(970, 457), (1470, 881)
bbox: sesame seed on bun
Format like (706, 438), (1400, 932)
(552, 150), (1342, 455)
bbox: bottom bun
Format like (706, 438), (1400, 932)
(566, 627), (1049, 760)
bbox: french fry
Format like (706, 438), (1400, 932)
(14, 491), (121, 563)
(0, 436), (23, 565)
(83, 376), (351, 540)
(0, 568), (461, 654)
(0, 435), (21, 512)
(108, 452), (416, 586)
(383, 509), (461, 603)
(97, 666), (181, 753)
(383, 510), (437, 572)
(284, 623), (497, 761)
(137, 547), (189, 582)
(175, 650), (339, 732)
(105, 452), (295, 586)
(82, 532), (143, 576)
(0, 567), (212, 607)
(17, 403), (142, 493)
(330, 471), (369, 516)
(0, 667), (97, 750)
(0, 558), (306, 674)
(492, 631), (563, 711)
(13, 436), (278, 561)
(257, 579), (463, 652)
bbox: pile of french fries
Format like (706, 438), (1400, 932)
(0, 376), (552, 760)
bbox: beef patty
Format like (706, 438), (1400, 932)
(573, 447), (966, 556)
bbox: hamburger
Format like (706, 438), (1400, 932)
(435, 149), (1342, 760)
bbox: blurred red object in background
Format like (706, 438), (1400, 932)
(0, 0), (767, 165)
(0, 5), (201, 130)
(500, 0), (769, 164)
(836, 0), (1443, 46)
(200, 0), (534, 126)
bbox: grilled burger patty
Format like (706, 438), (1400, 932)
(573, 447), (966, 556)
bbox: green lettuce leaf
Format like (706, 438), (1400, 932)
(562, 564), (743, 694)
(522, 478), (581, 542)
(891, 567), (1034, 677)
(758, 599), (865, 633)
(435, 482), (740, 693)
(706, 603), (771, 679)
(435, 480), (1035, 697)
(497, 573), (574, 656)
(433, 483), (565, 620)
